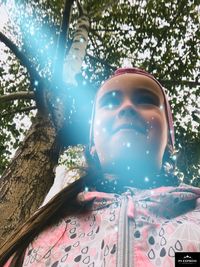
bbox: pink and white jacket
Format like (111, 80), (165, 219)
(5, 183), (200, 267)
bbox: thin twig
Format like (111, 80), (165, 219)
(86, 52), (116, 71)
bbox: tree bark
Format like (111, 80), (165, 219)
(0, 112), (60, 244)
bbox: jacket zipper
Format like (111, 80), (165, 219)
(117, 195), (130, 267)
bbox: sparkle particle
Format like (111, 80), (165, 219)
(146, 150), (150, 155)
(34, 80), (38, 86)
(160, 105), (164, 110)
(112, 92), (116, 96)
(144, 177), (149, 182)
(96, 119), (101, 126)
(108, 104), (113, 109)
(126, 142), (131, 148)
(172, 155), (177, 161)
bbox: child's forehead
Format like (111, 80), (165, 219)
(96, 73), (164, 101)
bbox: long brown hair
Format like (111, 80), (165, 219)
(0, 147), (103, 266)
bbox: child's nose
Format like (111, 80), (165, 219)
(117, 98), (137, 118)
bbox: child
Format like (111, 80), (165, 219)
(1, 67), (200, 267)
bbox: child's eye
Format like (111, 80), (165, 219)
(135, 94), (159, 106)
(99, 93), (121, 109)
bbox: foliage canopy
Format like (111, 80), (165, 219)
(0, 0), (199, 184)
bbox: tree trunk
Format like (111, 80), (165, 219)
(0, 1), (91, 245)
(0, 112), (60, 244)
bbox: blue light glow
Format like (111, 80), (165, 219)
(30, 25), (35, 35)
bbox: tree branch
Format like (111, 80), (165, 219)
(161, 79), (200, 87)
(63, 1), (90, 85)
(86, 52), (116, 71)
(1, 106), (37, 117)
(87, 0), (116, 17)
(90, 29), (105, 44)
(76, 0), (84, 16)
(91, 28), (129, 32)
(53, 0), (75, 83)
(0, 32), (40, 84)
(0, 91), (35, 103)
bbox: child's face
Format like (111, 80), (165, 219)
(92, 73), (168, 179)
